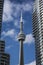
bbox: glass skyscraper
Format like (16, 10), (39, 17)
(0, 0), (4, 37)
(32, 0), (43, 65)
(0, 40), (10, 65)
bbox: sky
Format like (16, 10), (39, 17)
(1, 0), (36, 65)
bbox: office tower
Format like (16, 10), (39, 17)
(0, 0), (10, 65)
(0, 40), (5, 53)
(0, 0), (4, 37)
(0, 53), (10, 65)
(18, 13), (25, 65)
(32, 0), (43, 65)
(0, 40), (10, 65)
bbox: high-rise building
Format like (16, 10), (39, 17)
(32, 0), (43, 65)
(0, 40), (5, 53)
(18, 12), (25, 65)
(0, 0), (4, 37)
(0, 0), (10, 65)
(0, 40), (10, 65)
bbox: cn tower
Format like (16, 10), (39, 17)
(18, 12), (25, 65)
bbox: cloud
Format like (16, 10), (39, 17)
(2, 29), (17, 40)
(13, 3), (32, 12)
(2, 29), (14, 37)
(25, 61), (36, 65)
(18, 61), (36, 65)
(14, 19), (20, 28)
(3, 0), (33, 22)
(5, 45), (13, 50)
(3, 0), (14, 22)
(24, 34), (34, 44)
(2, 30), (34, 44)
(22, 3), (32, 11)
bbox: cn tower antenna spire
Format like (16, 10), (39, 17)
(20, 11), (23, 22)
(20, 11), (23, 32)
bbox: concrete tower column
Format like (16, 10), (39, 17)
(18, 12), (25, 65)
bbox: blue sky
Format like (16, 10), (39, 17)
(2, 0), (36, 65)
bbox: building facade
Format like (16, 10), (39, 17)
(0, 40), (10, 65)
(32, 0), (43, 65)
(0, 53), (10, 65)
(0, 0), (4, 37)
(0, 40), (5, 53)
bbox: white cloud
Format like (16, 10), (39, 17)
(2, 29), (18, 41)
(22, 3), (32, 11)
(5, 45), (13, 50)
(4, 0), (12, 15)
(14, 19), (19, 28)
(2, 29), (16, 38)
(25, 61), (36, 65)
(3, 0), (33, 23)
(3, 0), (13, 22)
(18, 61), (36, 65)
(2, 30), (34, 44)
(2, 29), (14, 36)
(5, 29), (14, 37)
(24, 34), (34, 44)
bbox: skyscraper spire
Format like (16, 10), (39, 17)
(20, 12), (23, 33)
(20, 11), (23, 22)
(18, 11), (26, 65)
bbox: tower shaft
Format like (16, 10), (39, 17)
(19, 41), (24, 65)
